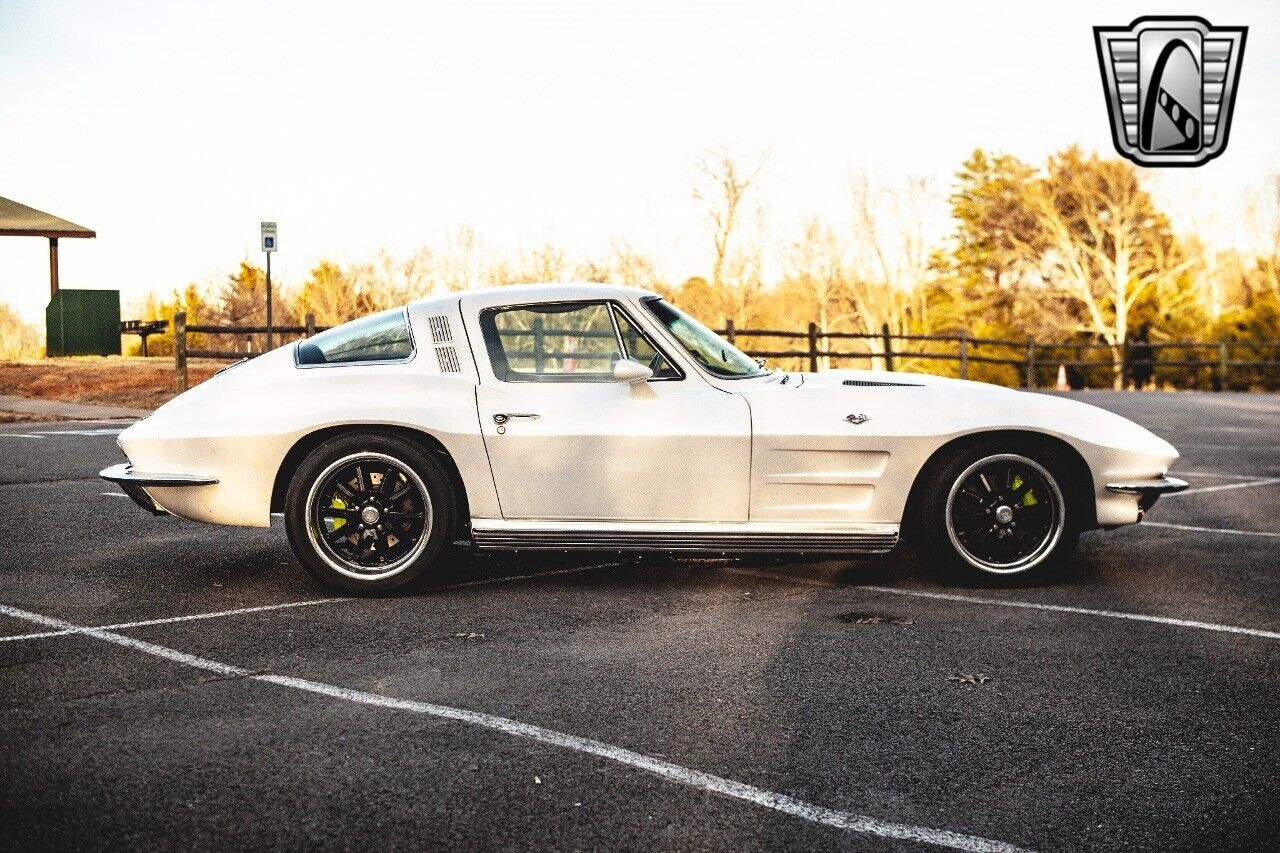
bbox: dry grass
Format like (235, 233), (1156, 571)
(0, 357), (224, 410)
(0, 411), (65, 423)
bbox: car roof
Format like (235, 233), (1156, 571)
(409, 282), (660, 313)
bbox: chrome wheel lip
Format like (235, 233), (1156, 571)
(305, 451), (433, 582)
(944, 453), (1065, 575)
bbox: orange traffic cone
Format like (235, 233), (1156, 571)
(1055, 363), (1069, 391)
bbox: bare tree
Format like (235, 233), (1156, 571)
(1244, 173), (1280, 301)
(782, 219), (848, 370)
(574, 241), (668, 292)
(690, 147), (768, 326)
(371, 247), (435, 306)
(382, 227), (495, 296)
(428, 227), (489, 292)
(489, 241), (569, 285)
(842, 173), (938, 369)
(0, 302), (43, 359)
(1013, 150), (1192, 388)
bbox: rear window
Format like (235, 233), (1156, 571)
(295, 309), (414, 365)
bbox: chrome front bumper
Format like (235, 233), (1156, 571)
(100, 463), (218, 516)
(1105, 476), (1189, 512)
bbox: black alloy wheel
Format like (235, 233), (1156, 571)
(913, 440), (1080, 585)
(945, 454), (1064, 573)
(308, 453), (431, 578)
(285, 432), (456, 593)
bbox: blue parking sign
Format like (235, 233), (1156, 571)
(260, 220), (278, 253)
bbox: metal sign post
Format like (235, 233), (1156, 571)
(261, 221), (277, 349)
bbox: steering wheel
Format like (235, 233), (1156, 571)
(648, 353), (665, 374)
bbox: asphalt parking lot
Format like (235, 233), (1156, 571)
(1, 391), (1277, 852)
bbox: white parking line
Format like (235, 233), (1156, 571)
(0, 562), (615, 644)
(1142, 521), (1280, 539)
(1167, 477), (1280, 497)
(36, 428), (126, 436)
(0, 427), (127, 439)
(722, 568), (1280, 641)
(0, 601), (1029, 853)
(0, 598), (345, 643)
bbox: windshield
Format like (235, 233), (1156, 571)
(642, 298), (767, 378)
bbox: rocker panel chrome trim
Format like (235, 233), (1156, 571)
(471, 521), (899, 554)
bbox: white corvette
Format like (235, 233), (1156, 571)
(102, 283), (1186, 593)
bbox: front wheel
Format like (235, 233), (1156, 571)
(915, 442), (1080, 585)
(284, 432), (456, 594)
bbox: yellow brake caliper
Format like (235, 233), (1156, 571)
(1011, 473), (1038, 506)
(331, 495), (348, 530)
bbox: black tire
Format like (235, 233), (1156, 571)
(913, 439), (1080, 585)
(284, 431), (456, 594)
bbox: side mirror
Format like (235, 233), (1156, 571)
(613, 358), (653, 384)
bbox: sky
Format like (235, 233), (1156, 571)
(1, 0), (1277, 324)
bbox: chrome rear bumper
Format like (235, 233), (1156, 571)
(100, 463), (217, 516)
(1105, 476), (1189, 512)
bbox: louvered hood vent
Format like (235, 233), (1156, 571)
(841, 379), (923, 387)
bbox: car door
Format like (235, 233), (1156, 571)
(470, 298), (751, 522)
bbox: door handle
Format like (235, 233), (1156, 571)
(492, 413), (540, 425)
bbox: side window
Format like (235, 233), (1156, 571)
(295, 309), (413, 365)
(481, 302), (621, 381)
(612, 309), (681, 379)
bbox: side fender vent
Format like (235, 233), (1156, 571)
(428, 315), (453, 344)
(842, 379), (923, 387)
(435, 345), (462, 373)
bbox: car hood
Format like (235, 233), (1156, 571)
(744, 368), (1177, 460)
(795, 368), (1015, 392)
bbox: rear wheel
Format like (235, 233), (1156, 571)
(285, 432), (456, 594)
(916, 441), (1079, 584)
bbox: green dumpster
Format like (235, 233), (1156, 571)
(46, 289), (121, 356)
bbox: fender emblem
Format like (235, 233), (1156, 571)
(844, 413), (870, 425)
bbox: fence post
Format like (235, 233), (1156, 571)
(532, 317), (546, 374)
(1121, 337), (1130, 390)
(881, 323), (895, 372)
(174, 311), (188, 393)
(1025, 337), (1036, 388)
(958, 331), (969, 380)
(725, 318), (735, 345)
(305, 312), (316, 338)
(1218, 335), (1229, 391)
(807, 322), (819, 372)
